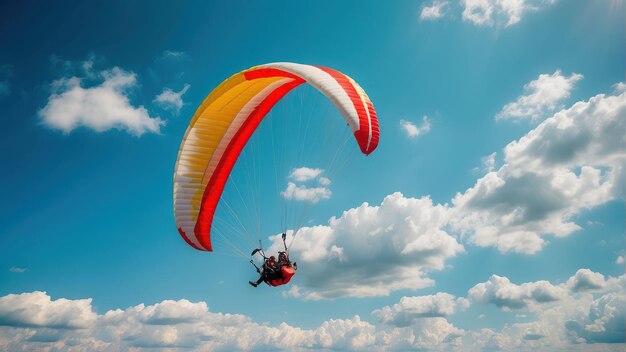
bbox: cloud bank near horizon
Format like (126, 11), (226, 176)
(1, 268), (622, 351)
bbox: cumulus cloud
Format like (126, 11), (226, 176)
(281, 182), (331, 203)
(288, 167), (323, 182)
(617, 256), (624, 265)
(276, 86), (624, 302)
(0, 292), (468, 351)
(154, 84), (190, 114)
(462, 0), (556, 27)
(565, 290), (626, 343)
(1, 277), (622, 351)
(465, 273), (626, 350)
(400, 116), (431, 138)
(469, 275), (566, 310)
(420, 1), (448, 21)
(452, 89), (626, 254)
(496, 70), (583, 122)
(0, 291), (96, 329)
(38, 58), (164, 136)
(373, 293), (470, 326)
(567, 269), (606, 292)
(270, 192), (463, 299)
(282, 167), (331, 203)
(377, 318), (464, 350)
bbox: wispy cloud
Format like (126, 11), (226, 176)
(462, 0), (557, 27)
(39, 57), (164, 136)
(400, 116), (431, 139)
(158, 50), (189, 61)
(473, 152), (497, 174)
(417, 0), (557, 28)
(496, 70), (583, 122)
(154, 84), (190, 114)
(9, 267), (26, 273)
(420, 1), (448, 21)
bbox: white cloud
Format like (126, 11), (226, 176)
(496, 70), (583, 121)
(281, 182), (331, 203)
(0, 292), (466, 351)
(482, 152), (497, 173)
(8, 267), (26, 273)
(420, 1), (448, 21)
(566, 290), (626, 343)
(376, 318), (464, 350)
(617, 256), (624, 265)
(400, 116), (431, 138)
(0, 291), (96, 329)
(288, 167), (323, 182)
(134, 299), (209, 325)
(159, 50), (189, 61)
(567, 269), (606, 292)
(313, 316), (375, 350)
(452, 89), (626, 254)
(373, 293), (469, 326)
(462, 0), (495, 26)
(39, 61), (164, 136)
(269, 192), (463, 299)
(462, 0), (556, 27)
(282, 167), (331, 203)
(154, 84), (190, 113)
(1, 278), (622, 351)
(318, 177), (331, 186)
(465, 273), (626, 349)
(469, 275), (567, 310)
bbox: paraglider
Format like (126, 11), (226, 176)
(173, 62), (379, 287)
(249, 233), (297, 287)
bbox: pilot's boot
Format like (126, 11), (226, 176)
(249, 281), (258, 287)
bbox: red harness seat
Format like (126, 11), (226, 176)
(266, 265), (295, 287)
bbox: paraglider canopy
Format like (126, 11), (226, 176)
(173, 62), (380, 252)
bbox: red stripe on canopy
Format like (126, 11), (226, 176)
(244, 68), (301, 81)
(365, 100), (379, 152)
(193, 78), (306, 251)
(315, 66), (373, 154)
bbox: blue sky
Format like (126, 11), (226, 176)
(0, 0), (624, 350)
